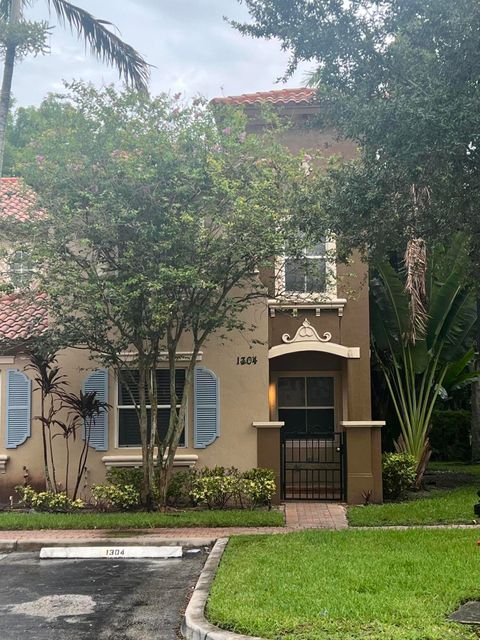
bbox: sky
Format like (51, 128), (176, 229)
(13, 0), (313, 107)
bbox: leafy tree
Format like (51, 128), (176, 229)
(233, 0), (480, 258)
(8, 83), (324, 508)
(371, 240), (476, 481)
(0, 0), (149, 176)
(234, 0), (480, 459)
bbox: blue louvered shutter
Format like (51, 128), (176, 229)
(82, 369), (109, 451)
(194, 366), (219, 448)
(5, 369), (31, 449)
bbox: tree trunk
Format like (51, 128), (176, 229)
(0, 0), (22, 177)
(138, 365), (154, 510)
(471, 297), (480, 462)
(157, 352), (197, 508)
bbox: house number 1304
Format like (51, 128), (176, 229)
(236, 356), (258, 365)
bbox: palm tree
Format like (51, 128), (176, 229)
(371, 237), (477, 483)
(0, 0), (149, 175)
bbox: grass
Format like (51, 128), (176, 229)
(208, 529), (480, 640)
(0, 508), (284, 530)
(348, 462), (480, 527)
(348, 485), (479, 526)
(427, 461), (480, 477)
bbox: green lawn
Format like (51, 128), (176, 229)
(349, 462), (480, 527)
(428, 461), (480, 477)
(0, 509), (284, 530)
(349, 485), (479, 526)
(208, 529), (480, 640)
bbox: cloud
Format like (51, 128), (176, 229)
(10, 0), (314, 106)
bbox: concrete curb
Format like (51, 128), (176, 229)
(182, 538), (263, 640)
(0, 536), (215, 552)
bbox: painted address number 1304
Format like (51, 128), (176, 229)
(236, 356), (258, 365)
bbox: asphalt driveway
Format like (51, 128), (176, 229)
(0, 549), (207, 639)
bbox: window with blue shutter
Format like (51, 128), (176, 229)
(5, 369), (31, 449)
(82, 369), (109, 451)
(117, 369), (186, 447)
(194, 366), (219, 448)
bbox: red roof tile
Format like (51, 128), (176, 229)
(0, 293), (48, 343)
(0, 179), (46, 343)
(0, 177), (38, 222)
(211, 88), (317, 106)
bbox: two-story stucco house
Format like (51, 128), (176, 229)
(0, 88), (384, 505)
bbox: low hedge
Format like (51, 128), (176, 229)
(93, 465), (276, 511)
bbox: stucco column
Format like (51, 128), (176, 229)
(252, 421), (284, 505)
(341, 421), (385, 504)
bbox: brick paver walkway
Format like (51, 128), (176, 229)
(0, 502), (348, 546)
(285, 502), (347, 530)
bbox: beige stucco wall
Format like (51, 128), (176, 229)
(0, 297), (269, 502)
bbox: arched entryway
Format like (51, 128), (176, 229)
(269, 340), (359, 501)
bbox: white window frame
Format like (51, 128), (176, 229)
(8, 249), (34, 290)
(275, 237), (337, 301)
(115, 369), (187, 449)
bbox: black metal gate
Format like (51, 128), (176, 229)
(281, 432), (346, 501)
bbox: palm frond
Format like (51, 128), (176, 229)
(0, 0), (34, 20)
(0, 0), (10, 19)
(46, 0), (150, 91)
(404, 237), (427, 343)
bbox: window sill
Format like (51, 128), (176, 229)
(102, 454), (199, 468)
(0, 455), (9, 473)
(268, 298), (347, 317)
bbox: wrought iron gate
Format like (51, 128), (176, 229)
(281, 433), (346, 501)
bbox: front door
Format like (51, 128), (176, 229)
(277, 374), (345, 500)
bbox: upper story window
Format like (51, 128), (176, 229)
(285, 242), (326, 294)
(9, 250), (34, 290)
(276, 238), (337, 299)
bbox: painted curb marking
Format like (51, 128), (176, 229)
(40, 545), (182, 559)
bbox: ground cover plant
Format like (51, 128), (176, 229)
(208, 529), (480, 640)
(349, 462), (480, 526)
(0, 509), (284, 530)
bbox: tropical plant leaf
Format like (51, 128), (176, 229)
(372, 262), (410, 341)
(449, 370), (480, 392)
(442, 348), (475, 391)
(46, 0), (150, 91)
(426, 266), (475, 356)
(409, 340), (429, 375)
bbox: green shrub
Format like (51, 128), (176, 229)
(241, 468), (276, 508)
(166, 469), (198, 506)
(429, 410), (471, 461)
(190, 467), (277, 510)
(382, 453), (417, 499)
(16, 485), (85, 511)
(106, 467), (144, 492)
(91, 483), (140, 511)
(191, 468), (240, 509)
(100, 465), (277, 510)
(106, 466), (198, 507)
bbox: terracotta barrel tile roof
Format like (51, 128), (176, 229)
(211, 87), (317, 105)
(0, 293), (48, 342)
(0, 178), (47, 344)
(0, 177), (38, 222)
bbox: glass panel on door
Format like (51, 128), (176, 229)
(278, 375), (335, 436)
